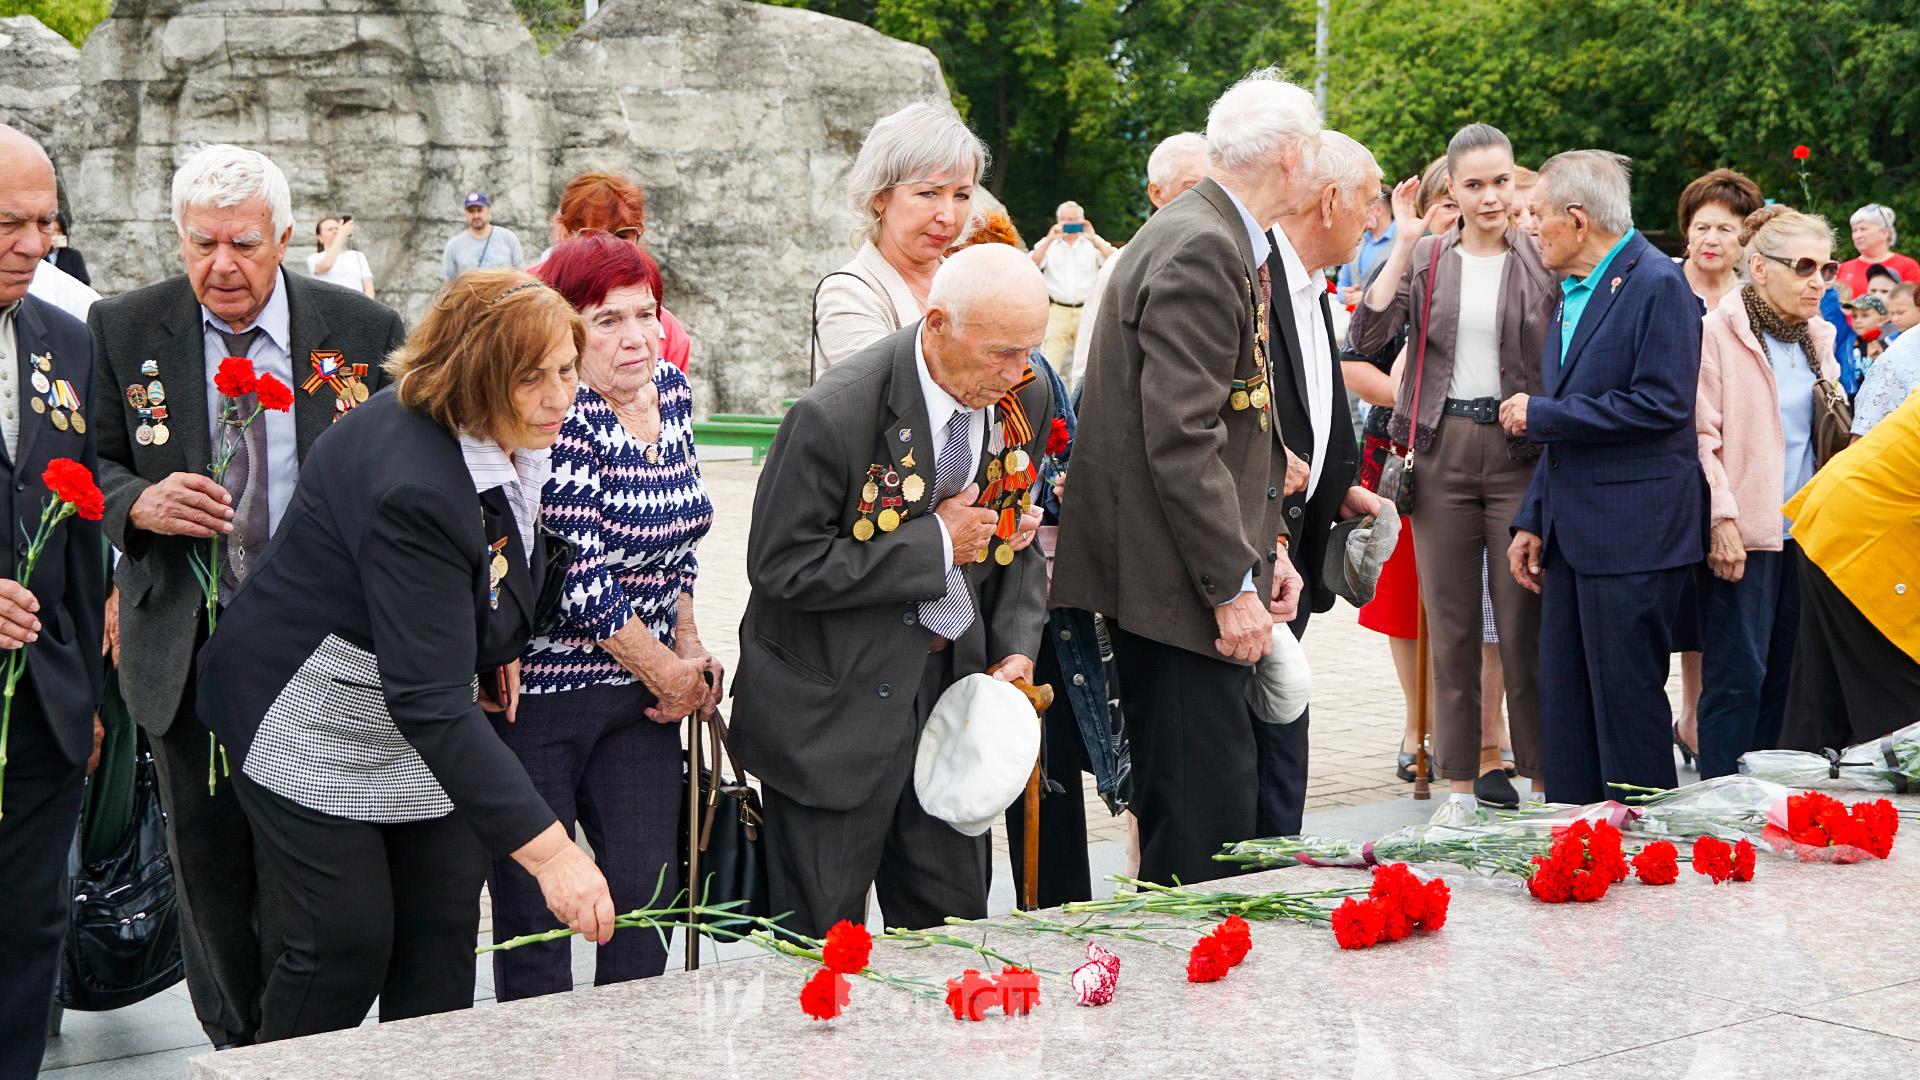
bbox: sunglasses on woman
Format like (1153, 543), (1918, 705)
(1759, 253), (1840, 282)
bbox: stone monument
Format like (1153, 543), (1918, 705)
(0, 0), (949, 412)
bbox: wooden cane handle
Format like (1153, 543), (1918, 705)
(1011, 678), (1054, 716)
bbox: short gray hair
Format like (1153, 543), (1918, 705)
(1852, 203), (1897, 247)
(846, 102), (988, 250)
(1146, 132), (1208, 188)
(1205, 68), (1321, 175)
(170, 143), (292, 238)
(1538, 150), (1634, 235)
(927, 242), (1045, 327)
(1313, 131), (1382, 201)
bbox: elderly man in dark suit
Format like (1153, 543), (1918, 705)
(731, 242), (1052, 939)
(89, 143), (404, 1049)
(0, 122), (108, 1080)
(1050, 69), (1320, 887)
(1253, 131), (1386, 838)
(1502, 150), (1707, 805)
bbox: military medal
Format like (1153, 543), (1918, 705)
(862, 479), (880, 503)
(135, 423), (154, 446)
(32, 353), (51, 373)
(146, 380), (166, 405)
(487, 536), (510, 610)
(126, 384), (149, 410)
(995, 543), (1015, 566)
(151, 409), (171, 445)
(971, 366), (1042, 570)
(29, 370), (49, 395)
(52, 380), (83, 433)
(29, 397), (44, 415)
(853, 464), (883, 541)
(897, 427), (912, 444)
(1231, 389), (1250, 411)
(902, 473), (925, 504)
(49, 409), (67, 432)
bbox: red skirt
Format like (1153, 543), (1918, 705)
(1357, 517), (1419, 640)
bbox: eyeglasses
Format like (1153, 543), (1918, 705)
(1759, 253), (1840, 282)
(613, 226), (644, 243)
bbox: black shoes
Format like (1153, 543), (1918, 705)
(1397, 750), (1419, 783)
(1473, 767), (1520, 809)
(1673, 723), (1697, 768)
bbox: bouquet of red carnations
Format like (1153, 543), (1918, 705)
(1762, 790), (1899, 863)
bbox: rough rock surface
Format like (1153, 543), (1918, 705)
(0, 0), (948, 412)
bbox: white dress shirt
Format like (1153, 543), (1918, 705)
(1217, 183), (1275, 599)
(457, 431), (552, 566)
(1039, 235), (1106, 306)
(913, 327), (987, 569)
(0, 302), (19, 462)
(1270, 227), (1334, 501)
(200, 269), (298, 535)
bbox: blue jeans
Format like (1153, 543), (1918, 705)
(1698, 542), (1802, 779)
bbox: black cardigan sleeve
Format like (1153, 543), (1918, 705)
(358, 480), (555, 856)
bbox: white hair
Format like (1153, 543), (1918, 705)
(170, 143), (292, 238)
(1056, 201), (1083, 218)
(927, 242), (1045, 327)
(846, 102), (988, 250)
(1205, 68), (1321, 175)
(1538, 150), (1634, 235)
(1852, 203), (1897, 247)
(1314, 131), (1382, 201)
(1146, 132), (1209, 188)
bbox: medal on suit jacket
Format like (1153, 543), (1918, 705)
(487, 536), (510, 610)
(304, 350), (370, 422)
(975, 367), (1039, 566)
(853, 464), (883, 542)
(128, 371), (172, 445)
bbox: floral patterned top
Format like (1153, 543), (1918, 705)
(521, 365), (713, 694)
(1851, 332), (1920, 438)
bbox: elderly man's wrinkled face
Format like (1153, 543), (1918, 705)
(1529, 189), (1583, 275)
(1329, 182), (1381, 266)
(0, 142), (56, 306)
(923, 293), (1048, 409)
(180, 198), (290, 330)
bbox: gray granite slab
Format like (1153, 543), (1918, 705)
(1524, 1013), (1920, 1079)
(1792, 978), (1920, 1043)
(186, 796), (1920, 1080)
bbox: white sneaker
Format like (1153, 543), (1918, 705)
(1428, 800), (1480, 828)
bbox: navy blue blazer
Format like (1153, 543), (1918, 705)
(1512, 231), (1707, 576)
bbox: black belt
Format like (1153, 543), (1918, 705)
(1443, 397), (1501, 424)
(1050, 300), (1085, 309)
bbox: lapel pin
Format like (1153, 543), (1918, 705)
(1609, 277), (1622, 295)
(902, 449), (916, 469)
(140, 359), (160, 377)
(898, 426), (912, 445)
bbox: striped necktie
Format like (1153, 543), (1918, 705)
(919, 408), (976, 640)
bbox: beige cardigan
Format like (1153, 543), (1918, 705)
(811, 241), (928, 376)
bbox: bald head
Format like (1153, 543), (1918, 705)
(922, 244), (1048, 407)
(0, 124), (59, 305)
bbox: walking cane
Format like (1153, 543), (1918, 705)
(684, 711), (703, 971)
(1011, 679), (1055, 911)
(1412, 593), (1432, 800)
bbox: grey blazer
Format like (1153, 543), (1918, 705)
(89, 270), (406, 735)
(1048, 178), (1291, 662)
(730, 324), (1052, 812)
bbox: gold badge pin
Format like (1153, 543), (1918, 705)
(862, 480), (880, 503)
(994, 543), (1015, 566)
(1231, 390), (1251, 411)
(902, 474), (926, 504)
(852, 517), (875, 542)
(491, 553), (510, 581)
(902, 449), (916, 469)
(49, 409), (68, 432)
(151, 422), (171, 445)
(29, 397), (44, 415)
(877, 507), (901, 532)
(351, 380), (370, 404)
(70, 414), (86, 434)
(1249, 385), (1270, 410)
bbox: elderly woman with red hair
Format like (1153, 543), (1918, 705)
(535, 171), (694, 372)
(487, 232), (719, 1000)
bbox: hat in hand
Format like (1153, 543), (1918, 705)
(1321, 500), (1402, 608)
(1247, 623), (1312, 725)
(915, 673), (1040, 836)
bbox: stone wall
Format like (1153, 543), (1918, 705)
(0, 0), (949, 413)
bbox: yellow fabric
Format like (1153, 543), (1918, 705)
(1785, 387), (1920, 661)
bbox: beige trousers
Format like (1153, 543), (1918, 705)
(1042, 303), (1082, 368)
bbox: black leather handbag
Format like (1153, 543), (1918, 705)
(58, 727), (184, 1011)
(681, 711), (768, 920)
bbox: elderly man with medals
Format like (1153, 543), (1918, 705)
(731, 243), (1053, 939)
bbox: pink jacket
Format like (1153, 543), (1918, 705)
(1696, 288), (1839, 552)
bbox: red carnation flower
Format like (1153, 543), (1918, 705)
(1731, 838), (1756, 882)
(1331, 896), (1384, 949)
(1631, 840), (1680, 885)
(799, 969), (848, 1021)
(1692, 836), (1735, 883)
(255, 373), (294, 413)
(1526, 854), (1574, 903)
(1212, 915), (1252, 966)
(1856, 799), (1900, 859)
(1045, 416), (1070, 457)
(42, 458), (104, 522)
(1588, 822), (1629, 883)
(214, 356), (257, 399)
(1419, 878), (1450, 931)
(1186, 932), (1232, 982)
(1570, 869), (1610, 902)
(822, 919), (872, 975)
(1792, 144), (1811, 160)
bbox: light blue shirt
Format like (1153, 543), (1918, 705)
(1337, 222), (1397, 290)
(1215, 182), (1272, 600)
(1557, 231), (1635, 364)
(1762, 333), (1817, 538)
(200, 269), (297, 536)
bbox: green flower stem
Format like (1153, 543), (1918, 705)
(0, 499), (74, 822)
(874, 926), (1047, 975)
(195, 398), (268, 795)
(945, 911), (1191, 951)
(1061, 876), (1362, 924)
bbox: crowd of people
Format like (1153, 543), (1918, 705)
(2, 61), (1919, 1075)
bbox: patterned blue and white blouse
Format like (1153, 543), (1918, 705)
(522, 364), (713, 694)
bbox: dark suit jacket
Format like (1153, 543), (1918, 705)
(1513, 231), (1706, 575)
(1267, 234), (1358, 613)
(730, 324), (1052, 812)
(89, 270), (405, 735)
(196, 390), (556, 855)
(1050, 178), (1290, 659)
(5, 295), (106, 765)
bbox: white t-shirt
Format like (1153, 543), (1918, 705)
(1448, 250), (1507, 400)
(307, 249), (371, 291)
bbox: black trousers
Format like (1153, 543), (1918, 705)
(1782, 556), (1920, 751)
(488, 682), (681, 1002)
(0, 695), (84, 1080)
(1698, 543), (1801, 779)
(149, 703), (274, 1047)
(1002, 636), (1092, 908)
(1250, 603), (1312, 838)
(234, 773), (489, 1042)
(1109, 622), (1255, 887)
(1539, 543), (1687, 805)
(760, 650), (990, 940)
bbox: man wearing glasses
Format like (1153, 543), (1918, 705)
(1496, 150), (1706, 806)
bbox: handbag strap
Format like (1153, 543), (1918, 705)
(1405, 239), (1444, 456)
(809, 270), (889, 386)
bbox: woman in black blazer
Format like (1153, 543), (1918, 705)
(196, 270), (615, 1041)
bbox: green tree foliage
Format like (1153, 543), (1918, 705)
(0, 0), (110, 46)
(511, 0), (583, 53)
